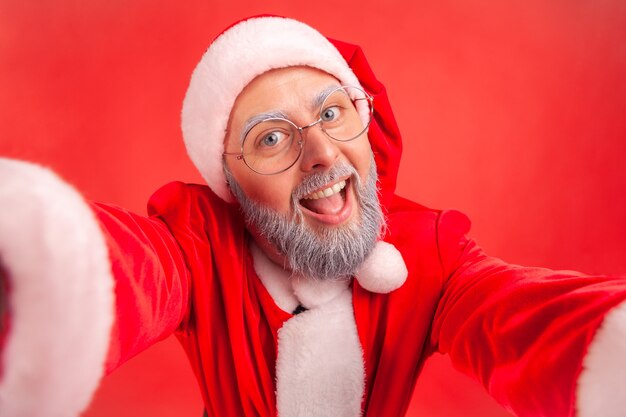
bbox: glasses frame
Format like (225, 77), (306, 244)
(223, 85), (374, 175)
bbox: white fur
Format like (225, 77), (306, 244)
(0, 159), (114, 417)
(250, 242), (299, 313)
(251, 245), (364, 416)
(291, 274), (350, 309)
(577, 300), (626, 417)
(181, 16), (363, 202)
(251, 237), (405, 416)
(355, 240), (408, 293)
(276, 288), (364, 417)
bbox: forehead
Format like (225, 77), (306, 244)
(231, 66), (342, 121)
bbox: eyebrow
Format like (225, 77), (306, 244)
(240, 110), (288, 144)
(311, 84), (342, 112)
(238, 84), (342, 144)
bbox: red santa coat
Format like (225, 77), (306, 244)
(94, 176), (626, 417)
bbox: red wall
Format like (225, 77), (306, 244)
(1, 1), (625, 416)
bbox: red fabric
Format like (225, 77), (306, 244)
(431, 211), (626, 416)
(96, 185), (626, 417)
(92, 203), (191, 371)
(147, 184), (287, 417)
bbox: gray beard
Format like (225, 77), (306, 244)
(225, 159), (385, 281)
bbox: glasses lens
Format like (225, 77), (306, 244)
(242, 118), (302, 175)
(320, 86), (372, 142)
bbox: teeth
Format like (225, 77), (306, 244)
(303, 180), (346, 200)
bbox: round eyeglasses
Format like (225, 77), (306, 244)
(223, 85), (373, 175)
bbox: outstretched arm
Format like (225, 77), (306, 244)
(0, 159), (190, 417)
(431, 209), (626, 417)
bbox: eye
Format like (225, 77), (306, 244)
(259, 131), (286, 148)
(320, 106), (341, 122)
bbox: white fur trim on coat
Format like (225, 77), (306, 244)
(181, 16), (362, 202)
(250, 245), (365, 416)
(577, 299), (626, 417)
(291, 274), (350, 309)
(0, 159), (114, 417)
(250, 242), (299, 313)
(276, 288), (364, 417)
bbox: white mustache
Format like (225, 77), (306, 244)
(292, 161), (360, 201)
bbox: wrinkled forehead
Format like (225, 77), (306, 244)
(227, 66), (342, 131)
(236, 67), (341, 112)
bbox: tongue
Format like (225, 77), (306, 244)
(301, 192), (345, 215)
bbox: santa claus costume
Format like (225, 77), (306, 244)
(1, 16), (626, 417)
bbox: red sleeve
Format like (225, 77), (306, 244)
(91, 203), (190, 373)
(430, 210), (626, 416)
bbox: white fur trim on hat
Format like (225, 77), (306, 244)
(0, 159), (114, 417)
(577, 299), (626, 417)
(181, 16), (362, 202)
(355, 240), (408, 293)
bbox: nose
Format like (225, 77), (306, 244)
(298, 125), (341, 172)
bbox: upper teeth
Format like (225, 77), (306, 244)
(303, 180), (347, 200)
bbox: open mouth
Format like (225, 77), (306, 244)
(298, 178), (353, 225)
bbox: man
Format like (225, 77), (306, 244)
(0, 15), (625, 417)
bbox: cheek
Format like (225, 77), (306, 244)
(240, 174), (296, 212)
(226, 152), (299, 214)
(345, 139), (373, 180)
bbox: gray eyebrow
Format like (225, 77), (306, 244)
(240, 110), (288, 144)
(311, 85), (342, 112)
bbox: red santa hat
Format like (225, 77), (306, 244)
(181, 16), (407, 294)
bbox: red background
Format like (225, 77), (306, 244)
(1, 1), (625, 416)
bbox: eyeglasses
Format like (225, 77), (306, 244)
(223, 85), (373, 175)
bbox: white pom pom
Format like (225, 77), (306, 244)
(355, 241), (407, 294)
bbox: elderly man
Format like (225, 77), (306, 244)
(0, 16), (625, 417)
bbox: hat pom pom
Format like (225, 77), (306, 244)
(355, 241), (407, 294)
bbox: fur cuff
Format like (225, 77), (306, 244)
(0, 159), (114, 417)
(577, 299), (626, 417)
